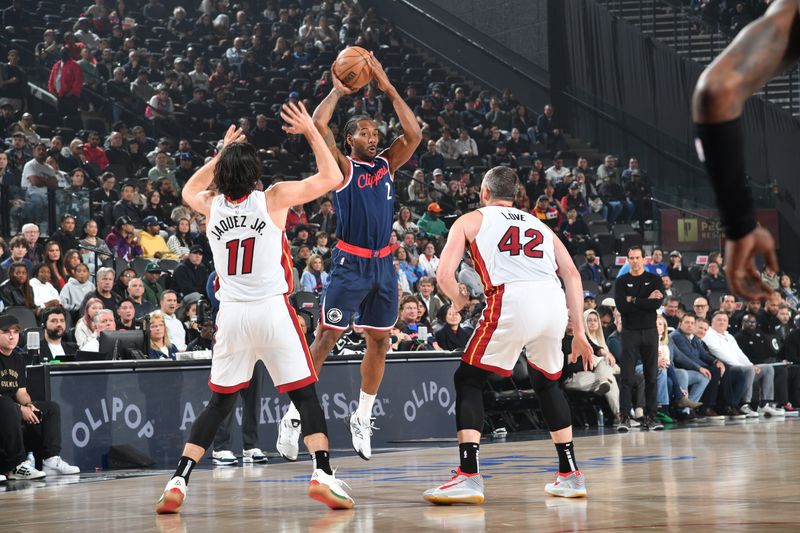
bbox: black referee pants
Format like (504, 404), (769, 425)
(213, 360), (265, 452)
(0, 396), (62, 472)
(620, 327), (659, 417)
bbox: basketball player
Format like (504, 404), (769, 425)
(278, 53), (421, 461)
(423, 167), (595, 504)
(691, 0), (796, 299)
(155, 103), (354, 514)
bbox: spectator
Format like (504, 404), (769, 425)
(667, 250), (692, 281)
(614, 246), (665, 430)
(558, 207), (590, 255)
(75, 297), (103, 348)
(139, 216), (174, 259)
(126, 277), (156, 318)
(172, 246), (209, 299)
(59, 262), (93, 312)
(112, 268), (136, 301)
(39, 306), (77, 360)
(757, 291), (786, 333)
(105, 216), (142, 262)
(419, 140), (445, 172)
(434, 304), (473, 350)
(625, 170), (652, 228)
(532, 194), (561, 230)
(545, 154), (570, 183)
(22, 142), (57, 217)
(595, 155), (619, 187)
(536, 104), (567, 152)
(599, 174), (633, 224)
(418, 203), (448, 238)
(0, 314), (80, 481)
(436, 128), (459, 160)
(395, 247), (424, 289)
(662, 296), (682, 329)
(0, 262), (34, 311)
(735, 312), (793, 413)
(645, 249), (668, 277)
(0, 236), (32, 277)
(761, 266), (780, 292)
(454, 128), (479, 158)
(621, 157), (648, 184)
(80, 309), (117, 352)
(703, 311), (782, 417)
(167, 218), (193, 259)
(285, 204), (308, 236)
(112, 182), (143, 228)
(21, 227), (44, 270)
(78, 219), (112, 277)
(49, 215), (79, 258)
(48, 48), (83, 117)
(670, 313), (724, 418)
(506, 128), (530, 157)
(779, 274), (799, 310)
(301, 254), (329, 297)
(147, 310), (178, 360)
(578, 249), (607, 286)
(698, 262), (729, 296)
(417, 243), (440, 278)
(416, 276), (444, 323)
(693, 296), (711, 321)
(158, 290), (186, 351)
(82, 266), (121, 314)
(30, 263), (61, 310)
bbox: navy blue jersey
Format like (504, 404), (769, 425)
(333, 155), (394, 250)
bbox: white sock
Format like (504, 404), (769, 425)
(285, 401), (300, 421)
(356, 390), (376, 420)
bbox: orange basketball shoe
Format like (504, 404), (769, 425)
(155, 477), (187, 514)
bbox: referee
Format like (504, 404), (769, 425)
(614, 246), (665, 431)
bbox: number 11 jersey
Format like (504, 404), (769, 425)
(208, 190), (293, 302)
(471, 205), (559, 290)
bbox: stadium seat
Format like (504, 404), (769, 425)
(2, 307), (38, 331)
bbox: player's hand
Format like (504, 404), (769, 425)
(21, 404), (40, 424)
(330, 68), (358, 96)
(221, 124), (246, 149)
(280, 101), (315, 136)
(724, 226), (779, 301)
(366, 52), (392, 93)
(570, 334), (595, 371)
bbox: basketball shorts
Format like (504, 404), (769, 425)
(209, 294), (317, 394)
(462, 279), (568, 380)
(321, 248), (398, 331)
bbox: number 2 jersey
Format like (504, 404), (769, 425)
(471, 205), (559, 290)
(333, 155), (394, 250)
(208, 190), (292, 302)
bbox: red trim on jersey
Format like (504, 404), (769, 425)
(276, 294), (318, 393)
(280, 235), (294, 293)
(462, 284), (505, 371)
(225, 193), (249, 204)
(209, 378), (251, 393)
(349, 156), (377, 165)
(335, 240), (392, 259)
(335, 158), (353, 192)
(213, 274), (220, 294)
(526, 359), (563, 381)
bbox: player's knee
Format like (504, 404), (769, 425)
(366, 330), (391, 353)
(288, 384), (327, 436)
(454, 362), (490, 395)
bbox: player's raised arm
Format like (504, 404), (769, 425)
(552, 230), (594, 371)
(436, 214), (476, 311)
(368, 53), (422, 173)
(311, 71), (355, 170)
(267, 102), (344, 225)
(181, 125), (246, 217)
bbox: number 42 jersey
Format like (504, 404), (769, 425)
(470, 205), (559, 290)
(208, 190), (293, 302)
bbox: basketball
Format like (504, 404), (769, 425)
(332, 46), (372, 91)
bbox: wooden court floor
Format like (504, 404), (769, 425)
(2, 418), (799, 532)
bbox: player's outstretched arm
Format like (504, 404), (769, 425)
(311, 71), (354, 169)
(368, 53), (422, 172)
(267, 102), (344, 226)
(181, 125), (246, 217)
(552, 231), (594, 371)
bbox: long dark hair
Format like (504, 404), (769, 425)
(212, 142), (261, 200)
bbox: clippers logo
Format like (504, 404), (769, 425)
(327, 308), (343, 323)
(356, 165), (389, 189)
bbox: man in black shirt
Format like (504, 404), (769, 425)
(614, 246), (665, 431)
(0, 314), (80, 480)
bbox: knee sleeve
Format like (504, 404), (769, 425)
(531, 370), (572, 432)
(454, 363), (490, 432)
(288, 384), (327, 437)
(188, 391), (238, 449)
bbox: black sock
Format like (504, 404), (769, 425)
(555, 441), (577, 474)
(694, 118), (756, 239)
(173, 456), (196, 483)
(312, 450), (332, 475)
(458, 443), (479, 474)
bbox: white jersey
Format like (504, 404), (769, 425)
(470, 205), (559, 290)
(208, 190), (292, 302)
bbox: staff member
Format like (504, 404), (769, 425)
(614, 246), (665, 431)
(0, 314), (80, 480)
